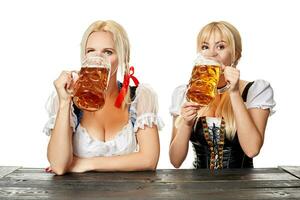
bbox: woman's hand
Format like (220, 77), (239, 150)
(180, 102), (202, 126)
(222, 66), (240, 93)
(53, 71), (76, 103)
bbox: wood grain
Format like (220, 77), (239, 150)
(0, 167), (299, 199)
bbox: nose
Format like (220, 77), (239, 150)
(202, 48), (218, 59)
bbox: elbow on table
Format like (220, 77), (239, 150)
(172, 164), (181, 169)
(142, 154), (159, 171)
(170, 159), (182, 169)
(146, 158), (159, 171)
(145, 162), (157, 171)
(49, 164), (69, 176)
(51, 166), (68, 176)
(245, 149), (260, 158)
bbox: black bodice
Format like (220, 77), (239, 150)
(190, 82), (254, 169)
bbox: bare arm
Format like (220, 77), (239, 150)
(169, 117), (192, 168)
(230, 91), (270, 158)
(169, 102), (201, 168)
(47, 71), (74, 175)
(224, 66), (270, 158)
(68, 126), (160, 172)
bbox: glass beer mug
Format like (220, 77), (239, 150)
(70, 52), (111, 111)
(186, 53), (230, 106)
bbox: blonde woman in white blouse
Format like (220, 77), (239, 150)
(169, 21), (276, 169)
(44, 20), (163, 175)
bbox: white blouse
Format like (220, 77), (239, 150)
(43, 84), (164, 158)
(169, 79), (276, 117)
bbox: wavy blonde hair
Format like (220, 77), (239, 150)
(80, 20), (131, 108)
(197, 21), (242, 139)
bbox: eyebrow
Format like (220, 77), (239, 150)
(104, 48), (115, 51)
(202, 40), (226, 45)
(85, 47), (115, 51)
(215, 40), (226, 45)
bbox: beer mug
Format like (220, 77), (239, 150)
(70, 52), (111, 111)
(186, 53), (230, 106)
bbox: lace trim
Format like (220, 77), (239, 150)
(133, 113), (164, 132)
(246, 105), (276, 116)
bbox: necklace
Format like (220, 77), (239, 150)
(201, 117), (225, 170)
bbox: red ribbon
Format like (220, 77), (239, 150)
(115, 66), (139, 108)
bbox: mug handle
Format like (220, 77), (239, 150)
(217, 67), (231, 94)
(217, 82), (231, 94)
(66, 70), (79, 96)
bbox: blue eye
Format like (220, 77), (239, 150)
(104, 50), (113, 55)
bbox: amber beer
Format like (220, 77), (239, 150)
(72, 53), (111, 111)
(186, 64), (221, 106)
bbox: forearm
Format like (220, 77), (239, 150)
(47, 100), (73, 174)
(230, 92), (263, 157)
(169, 122), (192, 168)
(86, 152), (158, 172)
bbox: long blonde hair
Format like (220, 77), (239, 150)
(197, 21), (242, 139)
(80, 20), (131, 108)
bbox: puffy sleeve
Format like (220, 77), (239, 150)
(169, 85), (187, 117)
(131, 84), (164, 132)
(245, 79), (276, 116)
(43, 91), (78, 136)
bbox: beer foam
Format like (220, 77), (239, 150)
(194, 53), (220, 66)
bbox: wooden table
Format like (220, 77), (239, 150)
(0, 166), (300, 199)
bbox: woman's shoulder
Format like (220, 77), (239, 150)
(135, 83), (158, 98)
(243, 79), (276, 114)
(253, 79), (272, 88)
(173, 84), (188, 92)
(132, 83), (159, 109)
(241, 79), (272, 93)
(130, 83), (163, 128)
(45, 90), (59, 115)
(171, 84), (188, 97)
(243, 79), (271, 86)
(250, 79), (274, 97)
(169, 84), (188, 116)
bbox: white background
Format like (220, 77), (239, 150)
(0, 0), (299, 169)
